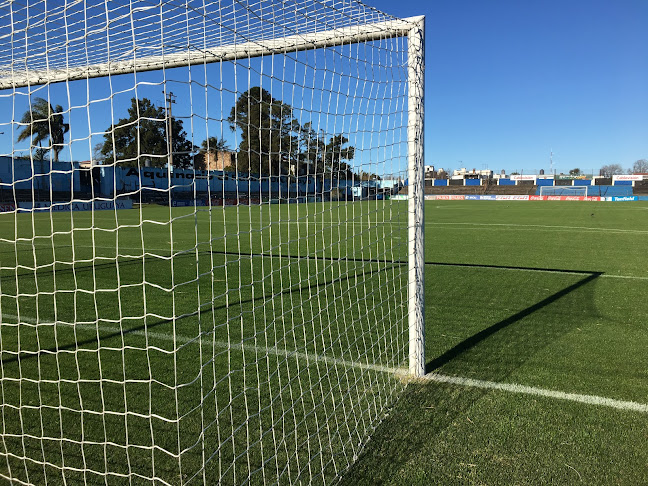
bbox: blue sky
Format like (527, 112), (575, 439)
(1, 0), (646, 176)
(371, 0), (648, 174)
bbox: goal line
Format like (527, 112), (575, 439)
(5, 313), (647, 416)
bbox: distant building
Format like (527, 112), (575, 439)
(452, 167), (493, 180)
(194, 150), (235, 171)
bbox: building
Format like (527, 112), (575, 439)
(452, 167), (493, 180)
(193, 150), (235, 171)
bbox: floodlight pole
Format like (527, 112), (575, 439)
(408, 17), (425, 377)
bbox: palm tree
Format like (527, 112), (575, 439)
(16, 98), (69, 162)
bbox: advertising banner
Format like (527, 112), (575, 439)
(495, 195), (529, 201)
(611, 196), (638, 201)
(171, 199), (207, 207)
(0, 203), (15, 212)
(464, 195), (481, 200)
(529, 195), (547, 201)
(435, 195), (465, 200)
(424, 195), (437, 200)
(509, 175), (536, 181)
(613, 175), (643, 181)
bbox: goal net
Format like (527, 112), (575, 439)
(538, 185), (589, 197)
(0, 1), (425, 484)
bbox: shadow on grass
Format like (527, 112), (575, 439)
(3, 247), (600, 283)
(426, 271), (602, 373)
(1, 260), (403, 365)
(341, 269), (602, 485)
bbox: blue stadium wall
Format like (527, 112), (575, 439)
(99, 166), (332, 197)
(0, 156), (405, 199)
(0, 157), (80, 192)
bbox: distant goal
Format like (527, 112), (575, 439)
(539, 185), (589, 197)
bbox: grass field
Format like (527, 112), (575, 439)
(0, 200), (411, 485)
(345, 200), (648, 485)
(1, 200), (648, 484)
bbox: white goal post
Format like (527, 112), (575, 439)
(0, 1), (425, 484)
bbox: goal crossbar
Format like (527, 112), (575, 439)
(0, 16), (423, 90)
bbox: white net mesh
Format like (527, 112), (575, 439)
(0, 1), (422, 484)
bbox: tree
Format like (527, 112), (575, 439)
(297, 122), (326, 175)
(323, 134), (355, 179)
(227, 87), (356, 177)
(296, 123), (355, 178)
(599, 164), (624, 177)
(199, 136), (230, 153)
(92, 143), (105, 165)
(228, 87), (300, 175)
(16, 97), (69, 162)
(632, 159), (648, 174)
(357, 171), (380, 181)
(569, 168), (581, 176)
(34, 147), (49, 162)
(100, 98), (196, 168)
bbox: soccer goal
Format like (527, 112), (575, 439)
(0, 1), (424, 484)
(539, 185), (589, 197)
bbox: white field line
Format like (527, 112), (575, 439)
(2, 314), (398, 376)
(421, 373), (648, 414)
(3, 314), (648, 415)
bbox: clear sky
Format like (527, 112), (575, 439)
(1, 0), (646, 177)
(370, 0), (648, 175)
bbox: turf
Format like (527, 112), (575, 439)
(1, 200), (648, 484)
(343, 201), (648, 485)
(0, 201), (411, 484)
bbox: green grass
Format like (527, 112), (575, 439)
(0, 201), (410, 484)
(343, 201), (648, 485)
(1, 200), (648, 484)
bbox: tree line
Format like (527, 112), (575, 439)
(16, 88), (358, 178)
(569, 160), (648, 178)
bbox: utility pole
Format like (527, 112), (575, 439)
(164, 90), (176, 168)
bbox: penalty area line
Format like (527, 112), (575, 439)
(4, 314), (648, 414)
